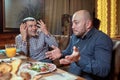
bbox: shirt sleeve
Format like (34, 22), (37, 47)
(44, 34), (58, 47)
(62, 36), (73, 57)
(76, 35), (113, 77)
(15, 35), (28, 55)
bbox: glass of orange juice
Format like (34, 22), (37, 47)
(5, 44), (16, 58)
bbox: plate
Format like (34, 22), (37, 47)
(0, 55), (27, 63)
(18, 62), (56, 74)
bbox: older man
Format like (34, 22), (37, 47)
(15, 17), (58, 63)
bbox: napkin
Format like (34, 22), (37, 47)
(44, 72), (77, 80)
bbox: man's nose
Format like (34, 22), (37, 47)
(72, 24), (75, 29)
(32, 26), (37, 30)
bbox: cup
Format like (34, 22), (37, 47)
(5, 44), (16, 58)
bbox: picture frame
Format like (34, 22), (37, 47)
(2, 0), (45, 32)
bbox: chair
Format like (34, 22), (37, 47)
(109, 40), (120, 80)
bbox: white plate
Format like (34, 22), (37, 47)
(18, 62), (56, 79)
(19, 62), (56, 74)
(0, 55), (27, 63)
(0, 57), (17, 63)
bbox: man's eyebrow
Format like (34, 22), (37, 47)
(28, 25), (33, 27)
(72, 20), (78, 22)
(28, 24), (37, 27)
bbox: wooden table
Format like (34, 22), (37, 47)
(0, 54), (85, 80)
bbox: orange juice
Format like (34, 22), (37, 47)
(6, 48), (16, 58)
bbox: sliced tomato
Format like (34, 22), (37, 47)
(40, 67), (47, 72)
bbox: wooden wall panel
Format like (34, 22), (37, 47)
(0, 33), (19, 49)
(0, 0), (3, 32)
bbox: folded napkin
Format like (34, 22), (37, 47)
(44, 72), (77, 80)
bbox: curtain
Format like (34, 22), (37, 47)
(70, 0), (94, 15)
(117, 0), (120, 37)
(96, 0), (120, 38)
(45, 0), (69, 34)
(45, 0), (95, 35)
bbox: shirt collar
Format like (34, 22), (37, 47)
(81, 27), (96, 40)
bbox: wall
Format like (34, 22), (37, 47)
(0, 33), (19, 49)
(44, 0), (95, 34)
(0, 0), (95, 49)
(0, 0), (3, 32)
(0, 1), (19, 49)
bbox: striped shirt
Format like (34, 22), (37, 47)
(15, 31), (58, 61)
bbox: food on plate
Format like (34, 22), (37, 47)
(10, 72), (23, 80)
(0, 63), (12, 74)
(20, 62), (56, 74)
(0, 59), (22, 74)
(0, 71), (3, 77)
(0, 72), (12, 80)
(0, 59), (23, 80)
(33, 75), (42, 80)
(10, 59), (22, 74)
(29, 63), (50, 72)
(20, 72), (31, 80)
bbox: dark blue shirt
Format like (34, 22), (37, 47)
(62, 28), (113, 80)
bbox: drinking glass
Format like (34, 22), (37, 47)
(5, 44), (16, 58)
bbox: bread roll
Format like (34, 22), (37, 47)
(0, 63), (12, 74)
(0, 71), (3, 77)
(0, 72), (12, 80)
(10, 59), (22, 74)
(20, 72), (31, 80)
(10, 73), (23, 80)
(33, 75), (42, 80)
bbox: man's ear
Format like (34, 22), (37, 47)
(86, 20), (92, 29)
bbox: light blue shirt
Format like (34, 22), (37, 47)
(15, 31), (58, 61)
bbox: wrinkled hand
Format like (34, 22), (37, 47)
(45, 45), (62, 60)
(59, 46), (80, 65)
(20, 23), (28, 41)
(37, 20), (49, 35)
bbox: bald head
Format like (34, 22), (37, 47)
(72, 10), (92, 22)
(72, 10), (93, 37)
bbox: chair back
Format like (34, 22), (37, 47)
(109, 40), (120, 80)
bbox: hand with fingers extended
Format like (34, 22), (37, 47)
(45, 45), (62, 60)
(59, 46), (80, 65)
(20, 23), (28, 41)
(37, 20), (49, 35)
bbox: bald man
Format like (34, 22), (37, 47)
(46, 10), (113, 80)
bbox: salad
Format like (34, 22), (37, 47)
(28, 63), (50, 72)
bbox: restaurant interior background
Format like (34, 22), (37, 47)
(0, 0), (120, 80)
(0, 0), (120, 54)
(0, 0), (119, 48)
(0, 0), (95, 49)
(0, 0), (120, 49)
